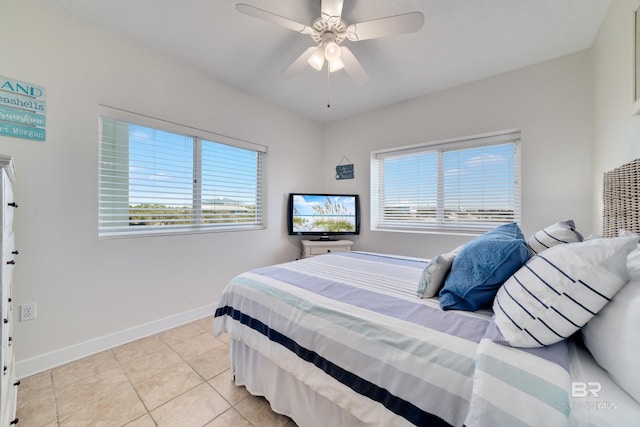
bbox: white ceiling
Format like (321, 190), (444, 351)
(40, 0), (611, 124)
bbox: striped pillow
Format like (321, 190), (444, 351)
(493, 236), (637, 348)
(527, 219), (583, 257)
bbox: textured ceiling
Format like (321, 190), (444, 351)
(40, 0), (611, 124)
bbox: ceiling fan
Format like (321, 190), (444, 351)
(236, 0), (424, 85)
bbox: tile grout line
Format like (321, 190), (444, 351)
(112, 346), (156, 426)
(120, 326), (207, 425)
(49, 369), (61, 426)
(116, 321), (253, 426)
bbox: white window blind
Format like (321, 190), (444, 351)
(371, 130), (521, 234)
(99, 107), (266, 237)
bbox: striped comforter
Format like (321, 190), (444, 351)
(213, 252), (571, 426)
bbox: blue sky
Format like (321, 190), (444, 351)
(124, 122), (512, 212)
(382, 143), (515, 211)
(128, 124), (258, 206)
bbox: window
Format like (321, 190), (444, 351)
(371, 130), (520, 235)
(99, 107), (266, 237)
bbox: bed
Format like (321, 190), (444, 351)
(213, 160), (640, 427)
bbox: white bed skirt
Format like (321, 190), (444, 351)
(231, 339), (371, 427)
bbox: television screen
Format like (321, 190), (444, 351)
(288, 193), (360, 238)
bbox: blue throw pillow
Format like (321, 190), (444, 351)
(439, 223), (529, 311)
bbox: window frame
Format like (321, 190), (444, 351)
(98, 106), (267, 238)
(370, 130), (521, 236)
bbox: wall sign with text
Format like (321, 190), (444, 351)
(336, 163), (354, 180)
(0, 76), (46, 142)
(336, 156), (354, 180)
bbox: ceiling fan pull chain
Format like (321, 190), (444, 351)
(327, 65), (331, 108)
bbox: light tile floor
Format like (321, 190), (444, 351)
(16, 316), (297, 426)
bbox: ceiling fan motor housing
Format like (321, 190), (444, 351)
(311, 17), (347, 44)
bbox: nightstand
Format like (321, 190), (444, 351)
(301, 239), (353, 258)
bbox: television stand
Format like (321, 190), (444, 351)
(301, 239), (353, 258)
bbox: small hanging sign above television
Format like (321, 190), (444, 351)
(336, 163), (354, 180)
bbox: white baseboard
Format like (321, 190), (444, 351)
(15, 303), (217, 379)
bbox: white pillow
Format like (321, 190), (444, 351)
(527, 219), (583, 257)
(493, 236), (637, 348)
(417, 252), (456, 298)
(582, 241), (640, 403)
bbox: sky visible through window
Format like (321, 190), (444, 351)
(127, 125), (512, 215)
(383, 143), (515, 213)
(128, 124), (258, 207)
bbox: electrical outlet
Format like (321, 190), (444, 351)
(20, 303), (36, 321)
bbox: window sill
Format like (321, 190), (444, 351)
(371, 223), (508, 237)
(99, 224), (265, 239)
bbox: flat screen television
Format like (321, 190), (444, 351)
(287, 193), (360, 240)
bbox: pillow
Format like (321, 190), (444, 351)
(439, 223), (529, 311)
(527, 219), (583, 257)
(582, 240), (640, 403)
(417, 252), (456, 298)
(493, 236), (637, 348)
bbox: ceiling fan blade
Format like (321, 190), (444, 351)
(321, 0), (344, 24)
(340, 46), (369, 85)
(346, 12), (424, 41)
(236, 3), (314, 35)
(282, 47), (317, 78)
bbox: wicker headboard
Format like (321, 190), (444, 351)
(602, 158), (640, 237)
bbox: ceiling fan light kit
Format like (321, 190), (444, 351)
(328, 57), (344, 73)
(307, 38), (343, 72)
(308, 47), (326, 71)
(235, 0), (424, 85)
(324, 41), (341, 62)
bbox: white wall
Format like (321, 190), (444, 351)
(592, 0), (640, 232)
(323, 51), (594, 258)
(1, 0), (323, 374)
